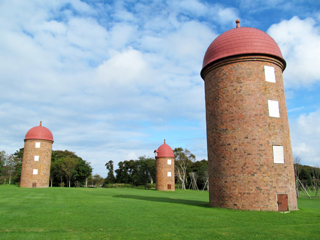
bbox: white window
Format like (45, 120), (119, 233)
(264, 66), (276, 83)
(268, 100), (280, 118)
(34, 156), (39, 161)
(35, 142), (40, 148)
(167, 172), (172, 177)
(167, 159), (171, 165)
(273, 146), (284, 163)
(33, 169), (38, 175)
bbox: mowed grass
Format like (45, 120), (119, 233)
(0, 186), (319, 240)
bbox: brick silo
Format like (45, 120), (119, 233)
(154, 140), (175, 191)
(200, 20), (298, 211)
(20, 121), (54, 188)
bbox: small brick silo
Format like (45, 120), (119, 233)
(154, 140), (175, 191)
(20, 121), (54, 188)
(200, 20), (297, 211)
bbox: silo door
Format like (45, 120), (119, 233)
(168, 184), (171, 190)
(32, 183), (37, 188)
(277, 194), (288, 211)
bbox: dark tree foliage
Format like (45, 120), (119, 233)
(74, 158), (93, 185)
(12, 148), (24, 183)
(0, 150), (22, 185)
(132, 156), (156, 187)
(50, 150), (92, 187)
(115, 157), (155, 187)
(295, 163), (320, 187)
(105, 160), (116, 184)
(0, 151), (5, 177)
(112, 152), (208, 190)
(189, 159), (208, 189)
(115, 160), (135, 184)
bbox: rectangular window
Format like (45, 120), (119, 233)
(167, 159), (171, 165)
(268, 100), (280, 118)
(33, 169), (38, 175)
(167, 172), (172, 177)
(273, 146), (284, 163)
(264, 66), (276, 83)
(35, 142), (41, 148)
(34, 156), (39, 161)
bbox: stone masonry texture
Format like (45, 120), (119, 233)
(20, 139), (53, 188)
(203, 56), (298, 211)
(156, 157), (175, 191)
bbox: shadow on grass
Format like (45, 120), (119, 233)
(114, 195), (210, 208)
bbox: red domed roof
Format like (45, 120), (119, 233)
(201, 23), (286, 78)
(25, 122), (54, 142)
(154, 140), (174, 158)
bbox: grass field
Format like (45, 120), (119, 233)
(0, 185), (319, 240)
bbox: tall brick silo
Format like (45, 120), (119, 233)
(20, 121), (54, 188)
(154, 140), (175, 191)
(200, 20), (297, 211)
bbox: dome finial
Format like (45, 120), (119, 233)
(164, 139), (166, 144)
(40, 121), (42, 126)
(236, 19), (240, 28)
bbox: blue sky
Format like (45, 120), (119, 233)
(0, 0), (320, 177)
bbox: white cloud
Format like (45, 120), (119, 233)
(290, 110), (320, 166)
(0, 0), (222, 176)
(97, 47), (150, 86)
(268, 16), (320, 88)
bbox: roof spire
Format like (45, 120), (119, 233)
(236, 19), (240, 28)
(40, 121), (42, 126)
(164, 139), (166, 144)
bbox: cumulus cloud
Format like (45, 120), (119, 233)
(0, 0), (220, 175)
(7, 0), (319, 176)
(290, 110), (320, 166)
(268, 16), (320, 88)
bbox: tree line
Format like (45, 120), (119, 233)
(294, 157), (320, 195)
(0, 150), (22, 185)
(0, 149), (92, 187)
(104, 148), (209, 190)
(1, 148), (319, 192)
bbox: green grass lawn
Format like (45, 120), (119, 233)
(0, 185), (319, 240)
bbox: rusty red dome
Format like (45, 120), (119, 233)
(24, 122), (54, 142)
(201, 24), (286, 78)
(154, 140), (174, 158)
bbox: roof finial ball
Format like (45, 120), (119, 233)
(236, 19), (240, 28)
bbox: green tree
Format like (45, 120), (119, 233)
(105, 160), (116, 184)
(74, 159), (92, 187)
(114, 157), (155, 187)
(189, 159), (208, 190)
(0, 151), (5, 176)
(12, 148), (24, 184)
(174, 148), (195, 190)
(50, 150), (92, 187)
(92, 174), (104, 187)
(115, 160), (135, 184)
(0, 151), (6, 184)
(51, 158), (65, 187)
(1, 152), (16, 184)
(132, 156), (155, 187)
(61, 157), (78, 188)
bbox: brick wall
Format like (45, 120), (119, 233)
(20, 139), (53, 188)
(203, 56), (298, 211)
(156, 157), (175, 191)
